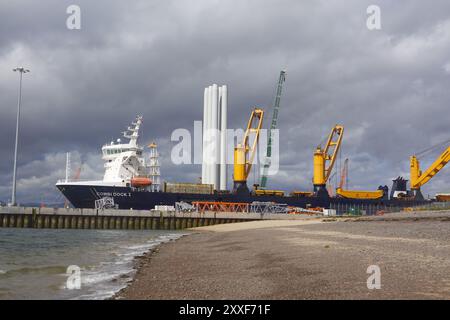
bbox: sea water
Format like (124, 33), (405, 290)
(0, 228), (186, 299)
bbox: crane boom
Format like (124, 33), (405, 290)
(260, 70), (286, 188)
(323, 125), (344, 182)
(233, 108), (264, 193)
(410, 146), (450, 190)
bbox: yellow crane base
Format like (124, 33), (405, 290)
(336, 188), (384, 200)
(254, 189), (285, 196)
(290, 191), (314, 197)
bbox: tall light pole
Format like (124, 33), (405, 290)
(11, 67), (30, 206)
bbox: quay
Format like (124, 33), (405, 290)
(0, 207), (302, 231)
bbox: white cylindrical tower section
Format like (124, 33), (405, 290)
(202, 87), (208, 184)
(219, 85), (228, 191)
(207, 85), (214, 185)
(210, 84), (219, 190)
(202, 83), (229, 190)
(206, 86), (212, 184)
(217, 85), (222, 190)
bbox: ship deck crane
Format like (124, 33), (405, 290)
(314, 128), (387, 200)
(313, 125), (344, 197)
(233, 108), (264, 194)
(410, 145), (450, 200)
(260, 70), (286, 189)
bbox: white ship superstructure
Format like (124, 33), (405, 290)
(57, 116), (152, 188)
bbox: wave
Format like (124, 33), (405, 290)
(0, 265), (67, 277)
(73, 232), (187, 300)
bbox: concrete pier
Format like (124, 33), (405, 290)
(0, 207), (276, 231)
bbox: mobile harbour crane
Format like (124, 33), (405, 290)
(313, 125), (387, 200)
(313, 128), (450, 201)
(408, 143), (450, 200)
(312, 125), (344, 198)
(233, 108), (265, 194)
(231, 107), (446, 202)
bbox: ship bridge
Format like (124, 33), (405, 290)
(101, 143), (142, 160)
(101, 116), (148, 183)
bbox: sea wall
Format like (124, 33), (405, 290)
(0, 207), (268, 230)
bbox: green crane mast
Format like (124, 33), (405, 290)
(260, 70), (286, 189)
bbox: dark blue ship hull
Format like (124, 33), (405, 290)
(56, 184), (427, 210)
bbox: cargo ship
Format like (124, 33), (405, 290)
(56, 116), (426, 210)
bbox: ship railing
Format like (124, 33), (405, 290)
(56, 179), (97, 183)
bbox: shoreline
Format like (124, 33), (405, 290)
(113, 232), (192, 300)
(115, 212), (450, 299)
(113, 219), (324, 299)
(112, 219), (336, 300)
(0, 228), (186, 300)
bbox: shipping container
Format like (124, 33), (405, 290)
(163, 182), (214, 195)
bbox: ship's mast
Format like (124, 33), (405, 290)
(123, 115), (143, 147)
(148, 142), (161, 192)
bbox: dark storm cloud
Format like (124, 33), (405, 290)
(1, 0), (450, 203)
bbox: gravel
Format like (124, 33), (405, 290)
(116, 213), (450, 300)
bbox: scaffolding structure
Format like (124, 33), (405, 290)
(65, 152), (71, 182)
(192, 201), (249, 213)
(175, 201), (196, 213)
(249, 201), (289, 214)
(148, 142), (161, 192)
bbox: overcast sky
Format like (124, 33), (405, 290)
(1, 0), (450, 204)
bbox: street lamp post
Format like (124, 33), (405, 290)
(11, 67), (30, 206)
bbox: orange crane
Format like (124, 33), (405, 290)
(326, 171), (337, 197)
(339, 158), (349, 190)
(64, 164), (82, 208)
(336, 156), (386, 200)
(73, 166), (82, 180)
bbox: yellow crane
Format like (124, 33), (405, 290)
(409, 145), (450, 200)
(313, 125), (344, 197)
(313, 127), (387, 200)
(233, 108), (264, 194)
